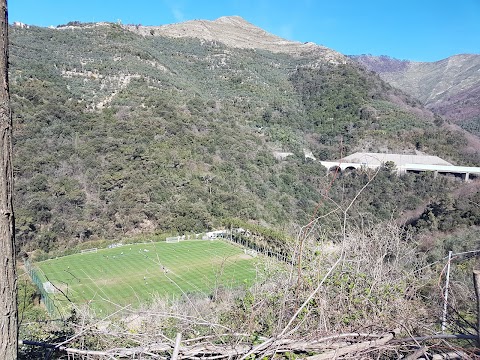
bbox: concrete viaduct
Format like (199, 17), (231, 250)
(319, 152), (480, 182)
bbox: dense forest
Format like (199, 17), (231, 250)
(9, 23), (478, 256)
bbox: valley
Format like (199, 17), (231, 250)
(9, 16), (480, 359)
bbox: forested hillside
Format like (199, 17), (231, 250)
(9, 21), (478, 253)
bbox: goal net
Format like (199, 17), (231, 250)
(43, 281), (56, 294)
(166, 236), (180, 243)
(244, 249), (258, 257)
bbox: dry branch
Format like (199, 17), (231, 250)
(20, 332), (406, 359)
(305, 332), (394, 360)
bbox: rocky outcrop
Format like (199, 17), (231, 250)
(124, 16), (346, 63)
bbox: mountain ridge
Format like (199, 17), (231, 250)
(351, 53), (480, 134)
(121, 16), (346, 63)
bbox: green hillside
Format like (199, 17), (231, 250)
(9, 23), (477, 253)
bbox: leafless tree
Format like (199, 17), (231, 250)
(0, 0), (17, 358)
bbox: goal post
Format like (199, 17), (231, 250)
(244, 249), (258, 257)
(166, 236), (180, 243)
(43, 281), (56, 294)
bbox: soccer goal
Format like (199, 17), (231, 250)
(80, 248), (98, 254)
(244, 249), (258, 257)
(43, 281), (56, 294)
(166, 236), (180, 243)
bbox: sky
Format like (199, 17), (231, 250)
(8, 0), (480, 62)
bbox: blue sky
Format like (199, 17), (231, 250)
(9, 0), (480, 62)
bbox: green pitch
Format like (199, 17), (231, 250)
(35, 240), (258, 315)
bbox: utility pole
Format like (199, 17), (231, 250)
(0, 0), (18, 358)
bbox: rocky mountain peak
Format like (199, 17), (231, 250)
(124, 16), (345, 63)
(213, 15), (254, 26)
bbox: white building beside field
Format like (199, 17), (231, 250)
(202, 230), (228, 240)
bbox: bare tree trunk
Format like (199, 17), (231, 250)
(0, 0), (17, 358)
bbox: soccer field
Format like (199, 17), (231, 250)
(35, 240), (258, 315)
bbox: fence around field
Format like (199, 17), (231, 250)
(226, 232), (291, 263)
(24, 259), (60, 317)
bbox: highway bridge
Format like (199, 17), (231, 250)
(319, 152), (480, 182)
